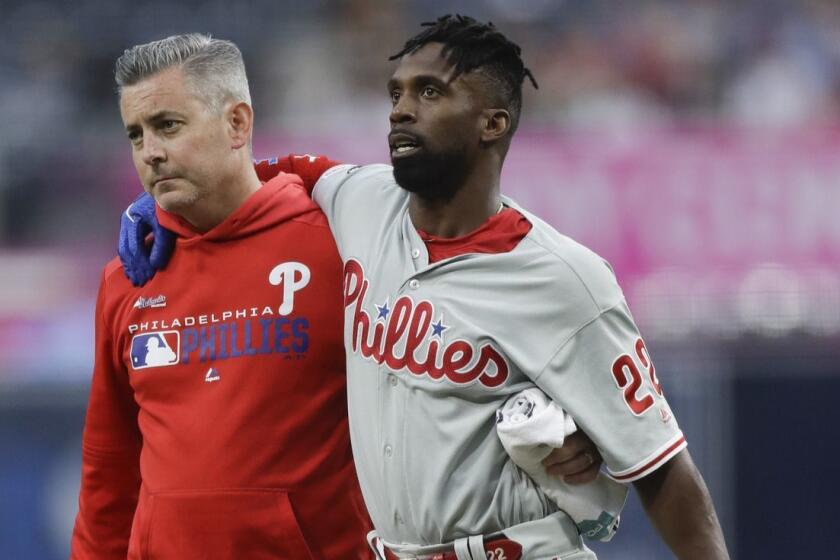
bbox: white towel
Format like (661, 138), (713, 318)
(496, 388), (628, 542)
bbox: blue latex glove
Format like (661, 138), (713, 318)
(118, 192), (176, 286)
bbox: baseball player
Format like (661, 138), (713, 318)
(71, 35), (373, 559)
(118, 16), (729, 560)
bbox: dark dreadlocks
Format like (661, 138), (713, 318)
(390, 14), (538, 135)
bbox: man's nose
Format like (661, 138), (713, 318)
(141, 135), (166, 166)
(390, 96), (417, 125)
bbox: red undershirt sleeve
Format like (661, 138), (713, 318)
(254, 154), (341, 195)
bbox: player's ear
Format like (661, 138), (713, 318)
(227, 101), (254, 150)
(479, 108), (511, 144)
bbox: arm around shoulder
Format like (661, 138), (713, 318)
(254, 154), (341, 194)
(633, 449), (730, 559)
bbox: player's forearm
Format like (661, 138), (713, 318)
(633, 449), (730, 559)
(254, 154), (340, 193)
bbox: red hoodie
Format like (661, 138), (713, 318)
(71, 173), (371, 559)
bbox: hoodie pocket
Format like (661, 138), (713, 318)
(142, 489), (315, 560)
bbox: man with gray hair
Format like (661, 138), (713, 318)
(70, 34), (373, 559)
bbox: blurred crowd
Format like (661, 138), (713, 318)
(1, 0), (839, 247)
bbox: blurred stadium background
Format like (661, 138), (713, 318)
(1, 0), (838, 558)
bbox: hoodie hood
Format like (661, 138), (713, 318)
(156, 173), (315, 243)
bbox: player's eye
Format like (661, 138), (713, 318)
(127, 130), (142, 144)
(389, 90), (401, 105)
(421, 86), (439, 98)
(162, 120), (181, 132)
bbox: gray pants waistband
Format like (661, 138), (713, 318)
(368, 510), (597, 560)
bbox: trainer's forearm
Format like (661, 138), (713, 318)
(633, 450), (730, 559)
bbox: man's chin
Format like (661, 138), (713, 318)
(391, 155), (465, 202)
(391, 162), (428, 196)
(152, 190), (196, 214)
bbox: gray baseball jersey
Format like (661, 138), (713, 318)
(312, 163), (686, 546)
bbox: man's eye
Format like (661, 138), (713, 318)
(421, 86), (438, 98)
(390, 90), (400, 104)
(162, 120), (179, 130)
(127, 131), (141, 143)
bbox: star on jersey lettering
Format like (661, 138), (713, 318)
(342, 258), (509, 389)
(431, 317), (448, 339)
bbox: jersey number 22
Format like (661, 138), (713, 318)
(611, 338), (663, 416)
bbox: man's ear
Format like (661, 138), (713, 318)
(227, 101), (254, 150)
(480, 108), (511, 144)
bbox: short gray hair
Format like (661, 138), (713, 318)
(115, 33), (251, 111)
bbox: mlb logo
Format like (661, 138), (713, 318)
(130, 331), (180, 370)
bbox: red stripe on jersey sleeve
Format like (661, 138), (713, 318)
(608, 434), (687, 482)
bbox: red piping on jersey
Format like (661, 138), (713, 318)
(610, 435), (687, 481)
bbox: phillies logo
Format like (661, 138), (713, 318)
(343, 259), (508, 388)
(269, 262), (311, 315)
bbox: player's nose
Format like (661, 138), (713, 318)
(389, 96), (417, 125)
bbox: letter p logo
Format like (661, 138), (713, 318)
(269, 262), (311, 315)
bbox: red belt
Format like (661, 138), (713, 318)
(381, 537), (522, 560)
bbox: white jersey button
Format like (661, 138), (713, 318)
(411, 248), (421, 258)
(409, 279), (420, 290)
(388, 374), (398, 387)
(384, 444), (393, 457)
